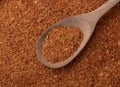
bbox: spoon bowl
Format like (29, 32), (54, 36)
(36, 15), (92, 68)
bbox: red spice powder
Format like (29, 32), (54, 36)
(0, 0), (120, 87)
(42, 26), (83, 63)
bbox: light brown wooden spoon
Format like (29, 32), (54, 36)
(36, 0), (120, 68)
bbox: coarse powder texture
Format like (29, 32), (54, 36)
(0, 0), (120, 87)
(42, 26), (83, 63)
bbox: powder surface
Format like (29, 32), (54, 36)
(42, 26), (83, 63)
(0, 0), (120, 87)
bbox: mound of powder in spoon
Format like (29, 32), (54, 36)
(41, 26), (83, 63)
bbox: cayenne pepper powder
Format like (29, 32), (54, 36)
(42, 26), (83, 63)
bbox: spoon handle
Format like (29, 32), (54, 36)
(93, 0), (120, 19)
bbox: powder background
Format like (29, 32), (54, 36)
(0, 0), (120, 87)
